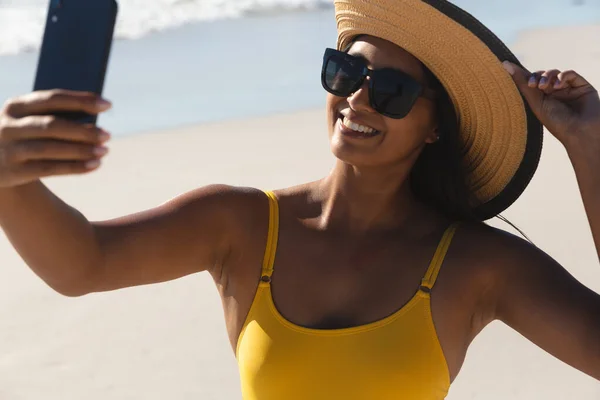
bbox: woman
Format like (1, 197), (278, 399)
(0, 0), (598, 398)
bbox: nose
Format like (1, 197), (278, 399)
(347, 78), (376, 114)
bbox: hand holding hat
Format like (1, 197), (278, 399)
(503, 61), (600, 149)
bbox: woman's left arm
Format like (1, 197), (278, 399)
(494, 62), (600, 379)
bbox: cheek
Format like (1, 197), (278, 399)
(384, 104), (436, 144)
(326, 94), (344, 128)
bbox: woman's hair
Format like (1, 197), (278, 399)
(409, 66), (477, 222)
(413, 67), (533, 242)
(341, 36), (533, 240)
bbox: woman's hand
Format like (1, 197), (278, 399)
(0, 90), (112, 188)
(502, 61), (600, 149)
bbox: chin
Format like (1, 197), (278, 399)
(330, 137), (385, 168)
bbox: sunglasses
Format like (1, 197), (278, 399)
(321, 48), (437, 119)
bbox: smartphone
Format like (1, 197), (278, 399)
(33, 0), (118, 124)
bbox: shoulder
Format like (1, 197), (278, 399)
(169, 184), (269, 236)
(166, 184), (274, 277)
(449, 220), (570, 320)
(166, 184), (269, 221)
(448, 222), (600, 379)
(452, 220), (550, 277)
(187, 183), (313, 240)
(171, 183), (266, 204)
(449, 221), (550, 290)
(454, 220), (532, 254)
(153, 184), (272, 257)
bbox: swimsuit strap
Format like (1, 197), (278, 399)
(260, 191), (280, 282)
(420, 223), (460, 291)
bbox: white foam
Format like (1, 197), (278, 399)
(0, 0), (598, 57)
(0, 0), (332, 56)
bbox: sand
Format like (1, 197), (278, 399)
(1, 24), (599, 399)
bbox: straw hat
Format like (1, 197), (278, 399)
(335, 0), (543, 220)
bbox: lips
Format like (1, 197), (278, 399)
(337, 114), (381, 138)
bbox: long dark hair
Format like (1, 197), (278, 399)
(340, 37), (532, 241)
(412, 67), (533, 242)
(409, 66), (477, 222)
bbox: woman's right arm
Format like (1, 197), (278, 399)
(0, 90), (255, 297)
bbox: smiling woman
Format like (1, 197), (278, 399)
(0, 0), (599, 399)
(323, 38), (475, 221)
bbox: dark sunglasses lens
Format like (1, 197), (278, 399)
(371, 70), (421, 118)
(324, 56), (362, 96)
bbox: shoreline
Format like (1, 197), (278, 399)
(1, 12), (599, 138)
(108, 22), (600, 140)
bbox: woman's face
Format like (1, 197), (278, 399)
(326, 36), (439, 168)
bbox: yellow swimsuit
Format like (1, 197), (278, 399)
(237, 191), (458, 399)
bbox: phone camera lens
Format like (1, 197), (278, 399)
(51, 0), (62, 9)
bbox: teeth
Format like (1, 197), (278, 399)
(342, 117), (376, 134)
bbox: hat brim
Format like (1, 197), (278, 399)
(335, 0), (543, 221)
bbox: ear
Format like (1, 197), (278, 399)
(424, 126), (440, 144)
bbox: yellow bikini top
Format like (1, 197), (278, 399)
(236, 191), (458, 400)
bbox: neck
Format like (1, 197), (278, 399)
(314, 160), (427, 234)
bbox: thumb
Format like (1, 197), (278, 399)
(502, 61), (543, 114)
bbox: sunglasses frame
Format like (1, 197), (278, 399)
(321, 48), (437, 119)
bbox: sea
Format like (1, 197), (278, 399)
(0, 0), (599, 136)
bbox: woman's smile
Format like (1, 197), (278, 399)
(337, 114), (382, 139)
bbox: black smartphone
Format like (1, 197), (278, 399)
(33, 0), (118, 124)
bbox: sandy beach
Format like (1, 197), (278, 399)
(1, 23), (599, 399)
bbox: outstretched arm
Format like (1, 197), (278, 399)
(0, 91), (264, 298)
(0, 181), (257, 297)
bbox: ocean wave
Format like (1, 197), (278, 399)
(0, 0), (333, 56)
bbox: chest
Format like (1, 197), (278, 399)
(227, 216), (483, 384)
(270, 225), (439, 330)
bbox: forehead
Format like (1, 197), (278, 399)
(346, 36), (426, 81)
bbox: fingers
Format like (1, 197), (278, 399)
(516, 67), (590, 91)
(503, 62), (593, 99)
(529, 69), (561, 94)
(2, 89), (111, 119)
(2, 115), (110, 144)
(556, 70), (591, 89)
(5, 140), (108, 163)
(0, 139), (106, 187)
(17, 160), (102, 182)
(0, 131), (109, 186)
(0, 90), (113, 187)
(524, 69), (592, 95)
(0, 116), (110, 167)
